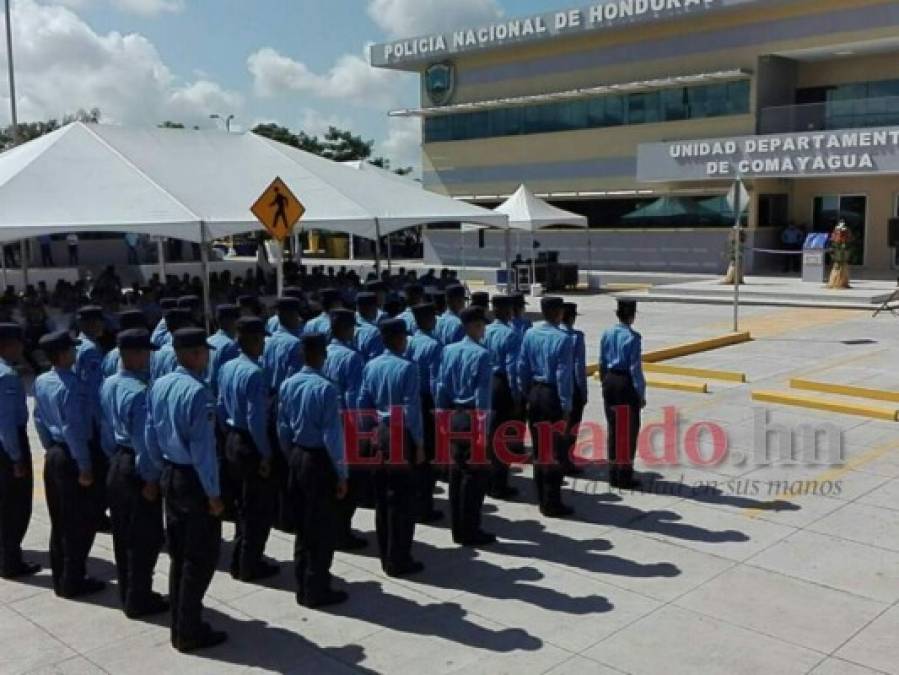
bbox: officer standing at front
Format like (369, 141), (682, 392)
(278, 333), (349, 609)
(100, 329), (168, 618)
(435, 284), (467, 346)
(599, 300), (646, 490)
(354, 292), (384, 362)
(483, 295), (521, 500)
(358, 319), (425, 578)
(405, 303), (444, 523)
(436, 307), (495, 546)
(207, 304), (241, 398)
(562, 303), (587, 477)
(146, 328), (226, 653)
(0, 324), (39, 579)
(34, 331), (105, 598)
(518, 297), (575, 518)
(217, 318), (278, 583)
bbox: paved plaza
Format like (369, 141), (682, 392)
(3, 294), (899, 675)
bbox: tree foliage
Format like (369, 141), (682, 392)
(1, 108), (101, 150)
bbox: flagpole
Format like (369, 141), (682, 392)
(5, 0), (18, 143)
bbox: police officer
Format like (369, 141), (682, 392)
(358, 319), (425, 578)
(364, 280), (389, 323)
(511, 294), (533, 338)
(304, 289), (342, 336)
(102, 309), (148, 379)
(266, 287), (304, 336)
(218, 317), (278, 582)
(429, 289), (447, 318)
(470, 292), (490, 310)
(146, 328), (226, 653)
(0, 324), (39, 579)
(562, 303), (587, 477)
(398, 284), (424, 334)
(435, 284), (467, 346)
(150, 309), (192, 382)
(278, 333), (349, 608)
(34, 331), (105, 598)
(178, 295), (203, 328)
(238, 294), (263, 318)
(324, 309), (367, 551)
(518, 297), (575, 518)
(100, 329), (168, 618)
(355, 292), (385, 362)
(436, 307), (495, 546)
(599, 300), (646, 490)
(484, 295), (521, 500)
(207, 304), (241, 397)
(151, 298), (178, 347)
(405, 303), (443, 523)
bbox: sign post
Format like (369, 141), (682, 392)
(727, 177), (750, 332)
(251, 177), (305, 297)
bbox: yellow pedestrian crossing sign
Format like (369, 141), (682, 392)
(251, 177), (305, 241)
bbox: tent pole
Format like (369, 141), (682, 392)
(199, 224), (211, 332)
(20, 240), (28, 288)
(530, 226), (536, 294)
(386, 232), (393, 272)
(276, 239), (285, 297)
(349, 233), (355, 261)
(157, 237), (167, 282)
(374, 218), (382, 274)
(504, 229), (511, 294)
(1, 242), (7, 291)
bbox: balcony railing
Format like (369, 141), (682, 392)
(758, 95), (899, 134)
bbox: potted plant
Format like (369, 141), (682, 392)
(827, 220), (852, 289)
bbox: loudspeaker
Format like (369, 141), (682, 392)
(889, 218), (899, 248)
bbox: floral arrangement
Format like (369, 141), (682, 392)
(830, 221), (853, 265)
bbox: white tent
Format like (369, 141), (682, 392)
(494, 184), (588, 290)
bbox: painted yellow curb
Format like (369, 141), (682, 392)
(605, 283), (652, 292)
(646, 376), (709, 394)
(790, 378), (899, 404)
(643, 332), (753, 363)
(752, 390), (899, 422)
(644, 363), (747, 383)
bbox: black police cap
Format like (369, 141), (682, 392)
(428, 289), (446, 300)
(235, 317), (267, 336)
(541, 296), (565, 313)
(330, 309), (356, 330)
(76, 305), (104, 321)
(117, 329), (158, 352)
(380, 318), (408, 339)
(39, 330), (81, 353)
(404, 283), (424, 297)
(118, 310), (147, 330)
(172, 328), (215, 350)
(411, 303), (436, 323)
(446, 284), (466, 300)
(159, 298), (178, 310)
(470, 292), (489, 308)
(365, 281), (387, 293)
(215, 304), (240, 321)
(276, 297), (302, 313)
(512, 293), (527, 307)
(0, 322), (23, 342)
(164, 308), (192, 328)
(301, 332), (328, 353)
(237, 294), (259, 307)
(177, 295), (200, 309)
(283, 286), (304, 300)
(319, 288), (340, 304)
(617, 299), (638, 314)
(460, 307), (487, 325)
(563, 302), (580, 316)
(356, 292), (377, 307)
(492, 295), (514, 309)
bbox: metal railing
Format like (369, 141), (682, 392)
(758, 95), (899, 134)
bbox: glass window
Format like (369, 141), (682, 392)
(661, 88), (688, 121)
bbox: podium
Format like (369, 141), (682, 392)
(802, 233), (829, 284)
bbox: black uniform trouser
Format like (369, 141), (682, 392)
(224, 428), (276, 579)
(44, 445), (98, 596)
(489, 374), (514, 493)
(0, 430), (33, 576)
(214, 423), (236, 522)
(161, 463), (221, 643)
(527, 384), (566, 509)
(288, 446), (338, 603)
(90, 426), (110, 527)
(565, 386), (588, 465)
(337, 430), (376, 542)
(107, 447), (163, 612)
(267, 410), (293, 534)
(602, 372), (642, 482)
(448, 410), (489, 543)
(415, 393), (437, 519)
(373, 425), (416, 573)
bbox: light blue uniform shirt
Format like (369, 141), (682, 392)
(358, 351), (423, 446)
(436, 336), (492, 412)
(267, 315), (304, 339)
(303, 313), (331, 339)
(435, 311), (464, 346)
(149, 345), (177, 383)
(484, 319), (522, 399)
(34, 368), (93, 472)
(355, 319), (384, 363)
(0, 357), (28, 462)
(100, 370), (160, 482)
(600, 323), (646, 400)
(261, 328), (302, 395)
(74, 333), (103, 427)
(324, 340), (365, 411)
(145, 367), (220, 498)
(206, 330), (240, 396)
(512, 316), (533, 338)
(217, 353), (271, 458)
(150, 318), (169, 348)
(277, 367), (347, 480)
(398, 308), (417, 335)
(101, 348), (121, 379)
(405, 330), (442, 399)
(517, 322), (575, 414)
(564, 325), (589, 401)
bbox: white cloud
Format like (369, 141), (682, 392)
(380, 116), (421, 173)
(0, 0), (241, 127)
(247, 46), (403, 109)
(367, 0), (503, 39)
(298, 108), (353, 138)
(54, 0), (185, 16)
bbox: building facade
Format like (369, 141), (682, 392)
(371, 0), (899, 276)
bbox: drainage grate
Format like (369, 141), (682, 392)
(841, 339), (878, 346)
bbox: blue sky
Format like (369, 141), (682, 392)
(1, 0), (579, 169)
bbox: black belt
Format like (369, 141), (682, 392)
(607, 369), (631, 377)
(115, 444), (135, 455)
(533, 381), (555, 389)
(295, 445), (326, 455)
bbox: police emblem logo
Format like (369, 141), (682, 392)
(424, 61), (456, 107)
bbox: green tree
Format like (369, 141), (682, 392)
(1, 108), (101, 149)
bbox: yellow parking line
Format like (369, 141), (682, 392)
(751, 390), (899, 422)
(643, 332), (752, 363)
(646, 376), (709, 394)
(644, 363), (747, 383)
(790, 378), (899, 404)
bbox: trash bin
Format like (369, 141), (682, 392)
(802, 233), (830, 283)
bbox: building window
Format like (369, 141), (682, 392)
(812, 194), (867, 266)
(424, 80), (751, 143)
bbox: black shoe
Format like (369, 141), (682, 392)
(563, 464), (585, 477)
(1, 562), (41, 579)
(460, 531), (497, 547)
(60, 577), (106, 599)
(174, 629), (228, 653)
(336, 534), (368, 552)
(97, 514), (112, 534)
(541, 504), (575, 519)
(418, 509), (444, 524)
(610, 476), (643, 491)
(126, 593), (170, 619)
(240, 561), (280, 582)
(488, 485), (519, 500)
(386, 561), (425, 578)
(300, 589), (349, 609)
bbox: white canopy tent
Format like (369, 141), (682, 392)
(494, 184), (588, 290)
(0, 122), (508, 312)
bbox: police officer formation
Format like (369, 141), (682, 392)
(0, 267), (646, 654)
